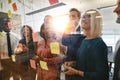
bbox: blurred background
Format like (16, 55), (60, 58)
(0, 0), (119, 52)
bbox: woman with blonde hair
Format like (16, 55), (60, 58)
(64, 9), (109, 80)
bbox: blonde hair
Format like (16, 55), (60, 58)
(84, 9), (102, 38)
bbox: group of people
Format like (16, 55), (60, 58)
(1, 0), (120, 79)
(63, 9), (109, 80)
(13, 8), (110, 80)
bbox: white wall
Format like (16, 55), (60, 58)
(0, 0), (120, 51)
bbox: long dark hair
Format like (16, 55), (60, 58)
(20, 25), (33, 40)
(40, 23), (45, 39)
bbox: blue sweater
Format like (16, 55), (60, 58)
(75, 38), (109, 80)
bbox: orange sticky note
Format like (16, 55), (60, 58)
(32, 32), (39, 42)
(50, 42), (60, 54)
(40, 60), (48, 70)
(8, 21), (12, 29)
(12, 2), (17, 11)
(8, 9), (12, 18)
(30, 59), (36, 69)
(8, 0), (12, 4)
(0, 2), (3, 9)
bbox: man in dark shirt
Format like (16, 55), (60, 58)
(62, 8), (85, 80)
(62, 8), (84, 61)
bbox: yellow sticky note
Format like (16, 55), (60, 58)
(11, 55), (16, 62)
(30, 59), (36, 69)
(50, 42), (60, 54)
(8, 0), (12, 4)
(0, 32), (3, 38)
(0, 2), (3, 9)
(40, 60), (48, 70)
(8, 9), (12, 18)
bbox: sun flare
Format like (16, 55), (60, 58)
(53, 16), (68, 34)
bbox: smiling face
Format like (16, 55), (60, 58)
(69, 8), (81, 27)
(24, 26), (30, 37)
(81, 13), (91, 31)
(81, 9), (102, 38)
(69, 11), (80, 21)
(114, 0), (120, 23)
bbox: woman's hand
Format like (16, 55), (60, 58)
(64, 61), (76, 67)
(14, 43), (23, 54)
(63, 64), (78, 75)
(14, 47), (23, 54)
(63, 63), (84, 77)
(14, 43), (29, 54)
(22, 44), (29, 52)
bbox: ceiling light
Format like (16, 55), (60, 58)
(26, 2), (66, 15)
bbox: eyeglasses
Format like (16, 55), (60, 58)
(82, 15), (91, 20)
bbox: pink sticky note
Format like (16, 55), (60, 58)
(32, 32), (39, 42)
(7, 21), (12, 29)
(30, 59), (36, 69)
(49, 0), (59, 5)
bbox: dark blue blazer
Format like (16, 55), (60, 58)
(62, 33), (85, 61)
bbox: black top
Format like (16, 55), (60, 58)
(19, 39), (34, 50)
(16, 39), (35, 64)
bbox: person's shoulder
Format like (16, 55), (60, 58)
(71, 33), (85, 38)
(95, 38), (107, 48)
(70, 33), (83, 35)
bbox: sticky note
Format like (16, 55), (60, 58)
(40, 60), (48, 70)
(30, 59), (36, 69)
(32, 32), (39, 42)
(8, 9), (12, 18)
(0, 32), (2, 37)
(12, 2), (17, 11)
(49, 0), (58, 5)
(8, 22), (12, 29)
(11, 55), (16, 62)
(50, 42), (60, 54)
(8, 0), (12, 4)
(0, 2), (3, 9)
